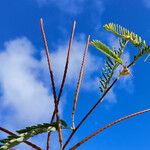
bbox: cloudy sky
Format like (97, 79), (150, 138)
(0, 0), (150, 149)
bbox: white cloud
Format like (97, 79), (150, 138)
(0, 34), (134, 133)
(105, 88), (117, 103)
(0, 34), (135, 149)
(116, 52), (134, 94)
(0, 36), (102, 129)
(36, 0), (104, 15)
(41, 35), (102, 91)
(37, 0), (84, 14)
(0, 36), (102, 149)
(143, 0), (150, 8)
(107, 34), (120, 50)
(0, 37), (54, 127)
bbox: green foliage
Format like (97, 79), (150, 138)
(99, 39), (127, 93)
(91, 22), (150, 93)
(134, 45), (150, 62)
(104, 23), (147, 49)
(0, 120), (69, 150)
(144, 53), (150, 62)
(90, 40), (123, 64)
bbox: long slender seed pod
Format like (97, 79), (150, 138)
(50, 20), (76, 123)
(40, 18), (63, 150)
(46, 20), (76, 150)
(70, 108), (150, 150)
(72, 35), (90, 129)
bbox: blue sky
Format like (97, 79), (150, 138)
(0, 0), (150, 149)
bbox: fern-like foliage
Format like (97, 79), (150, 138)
(0, 120), (68, 150)
(91, 23), (150, 93)
(144, 53), (150, 62)
(90, 40), (123, 64)
(99, 39), (127, 93)
(104, 23), (150, 62)
(134, 45), (150, 62)
(104, 23), (147, 50)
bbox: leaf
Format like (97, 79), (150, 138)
(90, 40), (123, 64)
(0, 120), (69, 150)
(60, 120), (69, 128)
(144, 53), (150, 62)
(99, 39), (127, 93)
(0, 139), (10, 144)
(16, 123), (52, 134)
(104, 23), (147, 49)
(134, 45), (150, 62)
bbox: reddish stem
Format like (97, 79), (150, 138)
(0, 127), (42, 150)
(46, 20), (76, 150)
(40, 18), (63, 150)
(70, 108), (150, 150)
(72, 35), (90, 129)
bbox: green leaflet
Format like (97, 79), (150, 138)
(0, 120), (69, 150)
(60, 119), (69, 128)
(99, 39), (127, 93)
(104, 23), (147, 49)
(103, 23), (150, 63)
(90, 40), (123, 65)
(144, 53), (150, 62)
(134, 45), (150, 62)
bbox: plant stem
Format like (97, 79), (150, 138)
(50, 20), (76, 123)
(56, 20), (76, 105)
(63, 78), (118, 149)
(46, 20), (76, 150)
(63, 59), (136, 149)
(69, 108), (150, 150)
(0, 127), (42, 150)
(40, 18), (63, 150)
(72, 35), (90, 129)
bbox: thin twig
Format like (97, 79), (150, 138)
(63, 59), (136, 149)
(72, 35), (90, 129)
(51, 20), (76, 122)
(0, 127), (42, 150)
(46, 20), (76, 150)
(40, 18), (63, 150)
(63, 78), (118, 149)
(70, 108), (150, 150)
(57, 20), (76, 104)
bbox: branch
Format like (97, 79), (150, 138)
(63, 59), (136, 149)
(46, 20), (76, 150)
(0, 127), (42, 150)
(57, 20), (76, 105)
(50, 20), (76, 123)
(72, 35), (90, 129)
(63, 78), (118, 149)
(70, 108), (150, 150)
(40, 18), (57, 103)
(40, 18), (63, 150)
